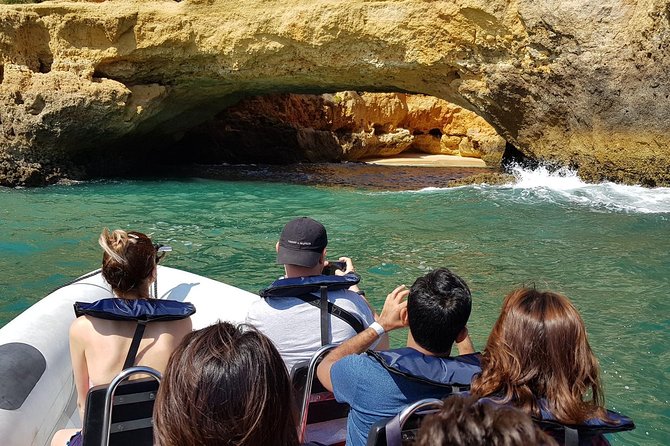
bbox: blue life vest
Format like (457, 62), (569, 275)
(366, 348), (482, 390)
(259, 274), (365, 345)
(74, 298), (195, 322)
(259, 273), (360, 298)
(478, 396), (635, 446)
(74, 298), (195, 369)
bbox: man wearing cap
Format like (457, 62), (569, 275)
(246, 217), (384, 374)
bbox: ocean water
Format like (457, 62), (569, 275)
(1, 165), (668, 445)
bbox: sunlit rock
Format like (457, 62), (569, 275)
(0, 0), (668, 186)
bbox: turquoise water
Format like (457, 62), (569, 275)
(1, 167), (668, 445)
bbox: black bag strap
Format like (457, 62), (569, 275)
(319, 286), (329, 346)
(295, 291), (366, 337)
(122, 320), (147, 370)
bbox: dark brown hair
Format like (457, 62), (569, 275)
(99, 228), (155, 293)
(407, 268), (472, 354)
(415, 395), (558, 446)
(154, 322), (300, 446)
(471, 288), (608, 424)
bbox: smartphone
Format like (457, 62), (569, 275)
(322, 261), (347, 275)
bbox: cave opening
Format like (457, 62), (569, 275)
(153, 91), (520, 170)
(77, 89), (526, 188)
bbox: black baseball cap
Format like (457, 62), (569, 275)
(277, 217), (328, 267)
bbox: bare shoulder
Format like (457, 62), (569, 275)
(173, 316), (193, 336)
(69, 315), (94, 339)
(151, 317), (193, 339)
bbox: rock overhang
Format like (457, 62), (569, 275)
(0, 0), (668, 186)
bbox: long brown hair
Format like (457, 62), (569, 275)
(154, 322), (300, 446)
(471, 288), (608, 424)
(99, 228), (155, 293)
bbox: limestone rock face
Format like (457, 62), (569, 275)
(189, 91), (504, 164)
(0, 0), (669, 186)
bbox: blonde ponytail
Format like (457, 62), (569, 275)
(99, 228), (155, 294)
(99, 228), (136, 265)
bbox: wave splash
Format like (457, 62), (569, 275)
(413, 165), (670, 214)
(507, 165), (670, 214)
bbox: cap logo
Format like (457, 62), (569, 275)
(287, 239), (312, 246)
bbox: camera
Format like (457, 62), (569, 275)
(154, 244), (172, 264)
(322, 261), (347, 275)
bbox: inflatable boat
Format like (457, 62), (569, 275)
(0, 266), (260, 446)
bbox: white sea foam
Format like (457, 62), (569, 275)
(507, 165), (670, 214)
(401, 165), (670, 214)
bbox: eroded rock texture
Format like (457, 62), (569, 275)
(0, 0), (668, 186)
(178, 92), (505, 165)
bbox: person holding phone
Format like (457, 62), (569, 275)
(246, 217), (386, 374)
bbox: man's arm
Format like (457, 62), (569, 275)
(455, 331), (475, 355)
(334, 256), (367, 303)
(316, 284), (409, 391)
(332, 256), (390, 349)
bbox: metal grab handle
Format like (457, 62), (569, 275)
(298, 344), (337, 443)
(385, 398), (444, 446)
(397, 398), (444, 427)
(101, 366), (162, 446)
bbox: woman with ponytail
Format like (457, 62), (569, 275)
(52, 229), (192, 446)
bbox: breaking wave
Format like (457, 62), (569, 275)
(507, 166), (670, 214)
(415, 165), (670, 214)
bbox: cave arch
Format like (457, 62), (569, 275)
(155, 91), (509, 170)
(0, 0), (669, 186)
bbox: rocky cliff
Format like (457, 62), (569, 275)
(0, 0), (668, 186)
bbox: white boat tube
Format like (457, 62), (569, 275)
(0, 266), (259, 446)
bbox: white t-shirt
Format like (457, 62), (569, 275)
(246, 288), (376, 375)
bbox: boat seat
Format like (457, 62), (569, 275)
(366, 398), (444, 446)
(82, 366), (161, 446)
(292, 345), (350, 445)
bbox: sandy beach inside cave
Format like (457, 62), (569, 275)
(363, 153), (488, 168)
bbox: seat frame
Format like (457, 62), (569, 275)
(293, 345), (350, 444)
(366, 398), (444, 446)
(81, 366), (162, 446)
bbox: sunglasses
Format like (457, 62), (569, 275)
(154, 243), (172, 263)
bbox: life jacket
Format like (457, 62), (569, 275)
(74, 298), (195, 369)
(366, 348), (482, 391)
(478, 397), (635, 446)
(259, 273), (365, 345)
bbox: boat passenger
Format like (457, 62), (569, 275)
(246, 216), (385, 375)
(415, 394), (558, 446)
(154, 322), (305, 446)
(470, 288), (619, 445)
(51, 229), (193, 446)
(316, 268), (481, 446)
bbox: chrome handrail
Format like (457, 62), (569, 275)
(397, 398), (443, 427)
(101, 366), (162, 446)
(298, 344), (337, 443)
